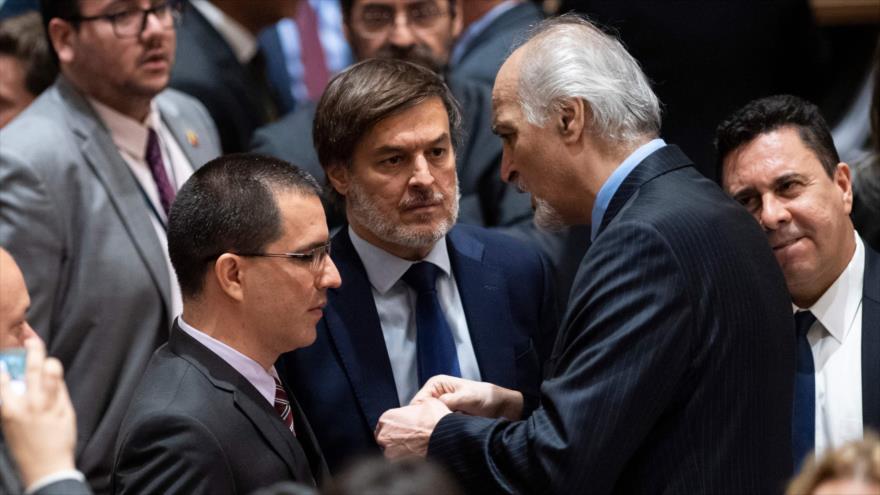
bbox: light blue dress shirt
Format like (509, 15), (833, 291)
(590, 138), (666, 240)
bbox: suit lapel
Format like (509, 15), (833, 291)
(862, 244), (880, 431)
(447, 228), (518, 389)
(597, 145), (693, 237)
(169, 323), (317, 485)
(323, 229), (400, 429)
(57, 77), (172, 319)
(157, 96), (213, 169)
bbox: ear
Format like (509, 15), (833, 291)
(326, 163), (351, 196)
(214, 253), (245, 302)
(556, 97), (586, 145)
(834, 162), (853, 215)
(48, 18), (76, 65)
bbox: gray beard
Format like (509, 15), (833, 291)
(346, 181), (460, 249)
(533, 198), (567, 232)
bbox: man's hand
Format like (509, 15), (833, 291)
(0, 337), (77, 488)
(375, 398), (451, 459)
(412, 375), (524, 421)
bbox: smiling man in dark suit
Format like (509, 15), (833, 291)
(112, 154), (340, 494)
(717, 95), (880, 470)
(376, 16), (795, 494)
(277, 57), (557, 473)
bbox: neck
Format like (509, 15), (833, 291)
(571, 134), (652, 218)
(182, 300), (276, 371)
(790, 229), (857, 309)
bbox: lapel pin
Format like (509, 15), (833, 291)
(186, 130), (200, 148)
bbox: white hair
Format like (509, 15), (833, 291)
(517, 15), (661, 144)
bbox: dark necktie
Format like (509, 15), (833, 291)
(295, 0), (330, 101)
(792, 310), (816, 469)
(273, 376), (296, 436)
(402, 262), (462, 387)
(145, 128), (176, 216)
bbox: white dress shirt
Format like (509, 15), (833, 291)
(90, 98), (194, 321)
(796, 234), (865, 457)
(348, 227), (481, 405)
(177, 317), (280, 406)
(190, 0), (258, 64)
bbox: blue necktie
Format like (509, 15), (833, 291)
(792, 310), (816, 470)
(402, 262), (461, 387)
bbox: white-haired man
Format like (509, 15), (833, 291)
(376, 15), (795, 494)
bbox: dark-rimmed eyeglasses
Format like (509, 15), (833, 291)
(68, 1), (182, 39)
(235, 241), (332, 274)
(355, 1), (449, 38)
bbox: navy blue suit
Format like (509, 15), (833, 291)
(862, 244), (880, 433)
(278, 224), (558, 472)
(428, 145), (795, 494)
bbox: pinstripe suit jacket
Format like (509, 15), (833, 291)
(428, 145), (795, 494)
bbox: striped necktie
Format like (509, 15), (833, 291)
(273, 376), (296, 436)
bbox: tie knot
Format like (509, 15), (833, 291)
(402, 262), (442, 294)
(794, 310), (816, 338)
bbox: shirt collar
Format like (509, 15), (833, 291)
(89, 98), (163, 161)
(177, 316), (279, 405)
(590, 138), (666, 240)
(450, 0), (518, 66)
(190, 0), (258, 64)
(348, 226), (451, 295)
(794, 234), (864, 344)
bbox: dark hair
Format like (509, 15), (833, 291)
(715, 94), (840, 184)
(339, 0), (456, 23)
(38, 0), (79, 64)
(0, 11), (57, 96)
(325, 457), (463, 495)
(167, 153), (321, 299)
(312, 58), (462, 204)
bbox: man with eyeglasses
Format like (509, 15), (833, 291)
(0, 0), (221, 492)
(170, 0), (298, 153)
(113, 153), (340, 494)
(252, 0), (532, 233)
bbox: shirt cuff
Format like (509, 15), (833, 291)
(25, 469), (86, 495)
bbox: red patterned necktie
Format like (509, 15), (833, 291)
(273, 376), (296, 436)
(145, 128), (176, 216)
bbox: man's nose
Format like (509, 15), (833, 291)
(759, 194), (792, 231)
(387, 11), (418, 48)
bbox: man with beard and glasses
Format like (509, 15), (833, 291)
(0, 1), (221, 491)
(251, 0), (531, 233)
(716, 95), (879, 471)
(275, 58), (558, 473)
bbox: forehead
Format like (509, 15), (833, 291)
(273, 192), (328, 245)
(362, 97), (450, 148)
(79, 0), (146, 14)
(352, 0), (446, 9)
(723, 127), (825, 188)
(492, 51), (523, 120)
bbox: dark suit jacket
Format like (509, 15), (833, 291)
(428, 145), (795, 494)
(278, 224), (558, 472)
(250, 75), (532, 230)
(112, 323), (328, 494)
(171, 3), (279, 153)
(450, 1), (543, 86)
(863, 244), (880, 433)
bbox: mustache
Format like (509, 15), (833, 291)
(399, 188), (445, 209)
(375, 43), (445, 74)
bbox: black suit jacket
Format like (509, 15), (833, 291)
(250, 74), (532, 230)
(862, 244), (880, 433)
(450, 1), (543, 86)
(428, 145), (795, 494)
(112, 323), (328, 494)
(171, 3), (278, 152)
(279, 225), (558, 472)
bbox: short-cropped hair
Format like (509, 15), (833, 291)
(168, 153), (321, 299)
(0, 11), (57, 96)
(312, 58), (462, 203)
(715, 94), (840, 183)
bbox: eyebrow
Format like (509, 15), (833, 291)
(373, 133), (450, 155)
(289, 239), (331, 253)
